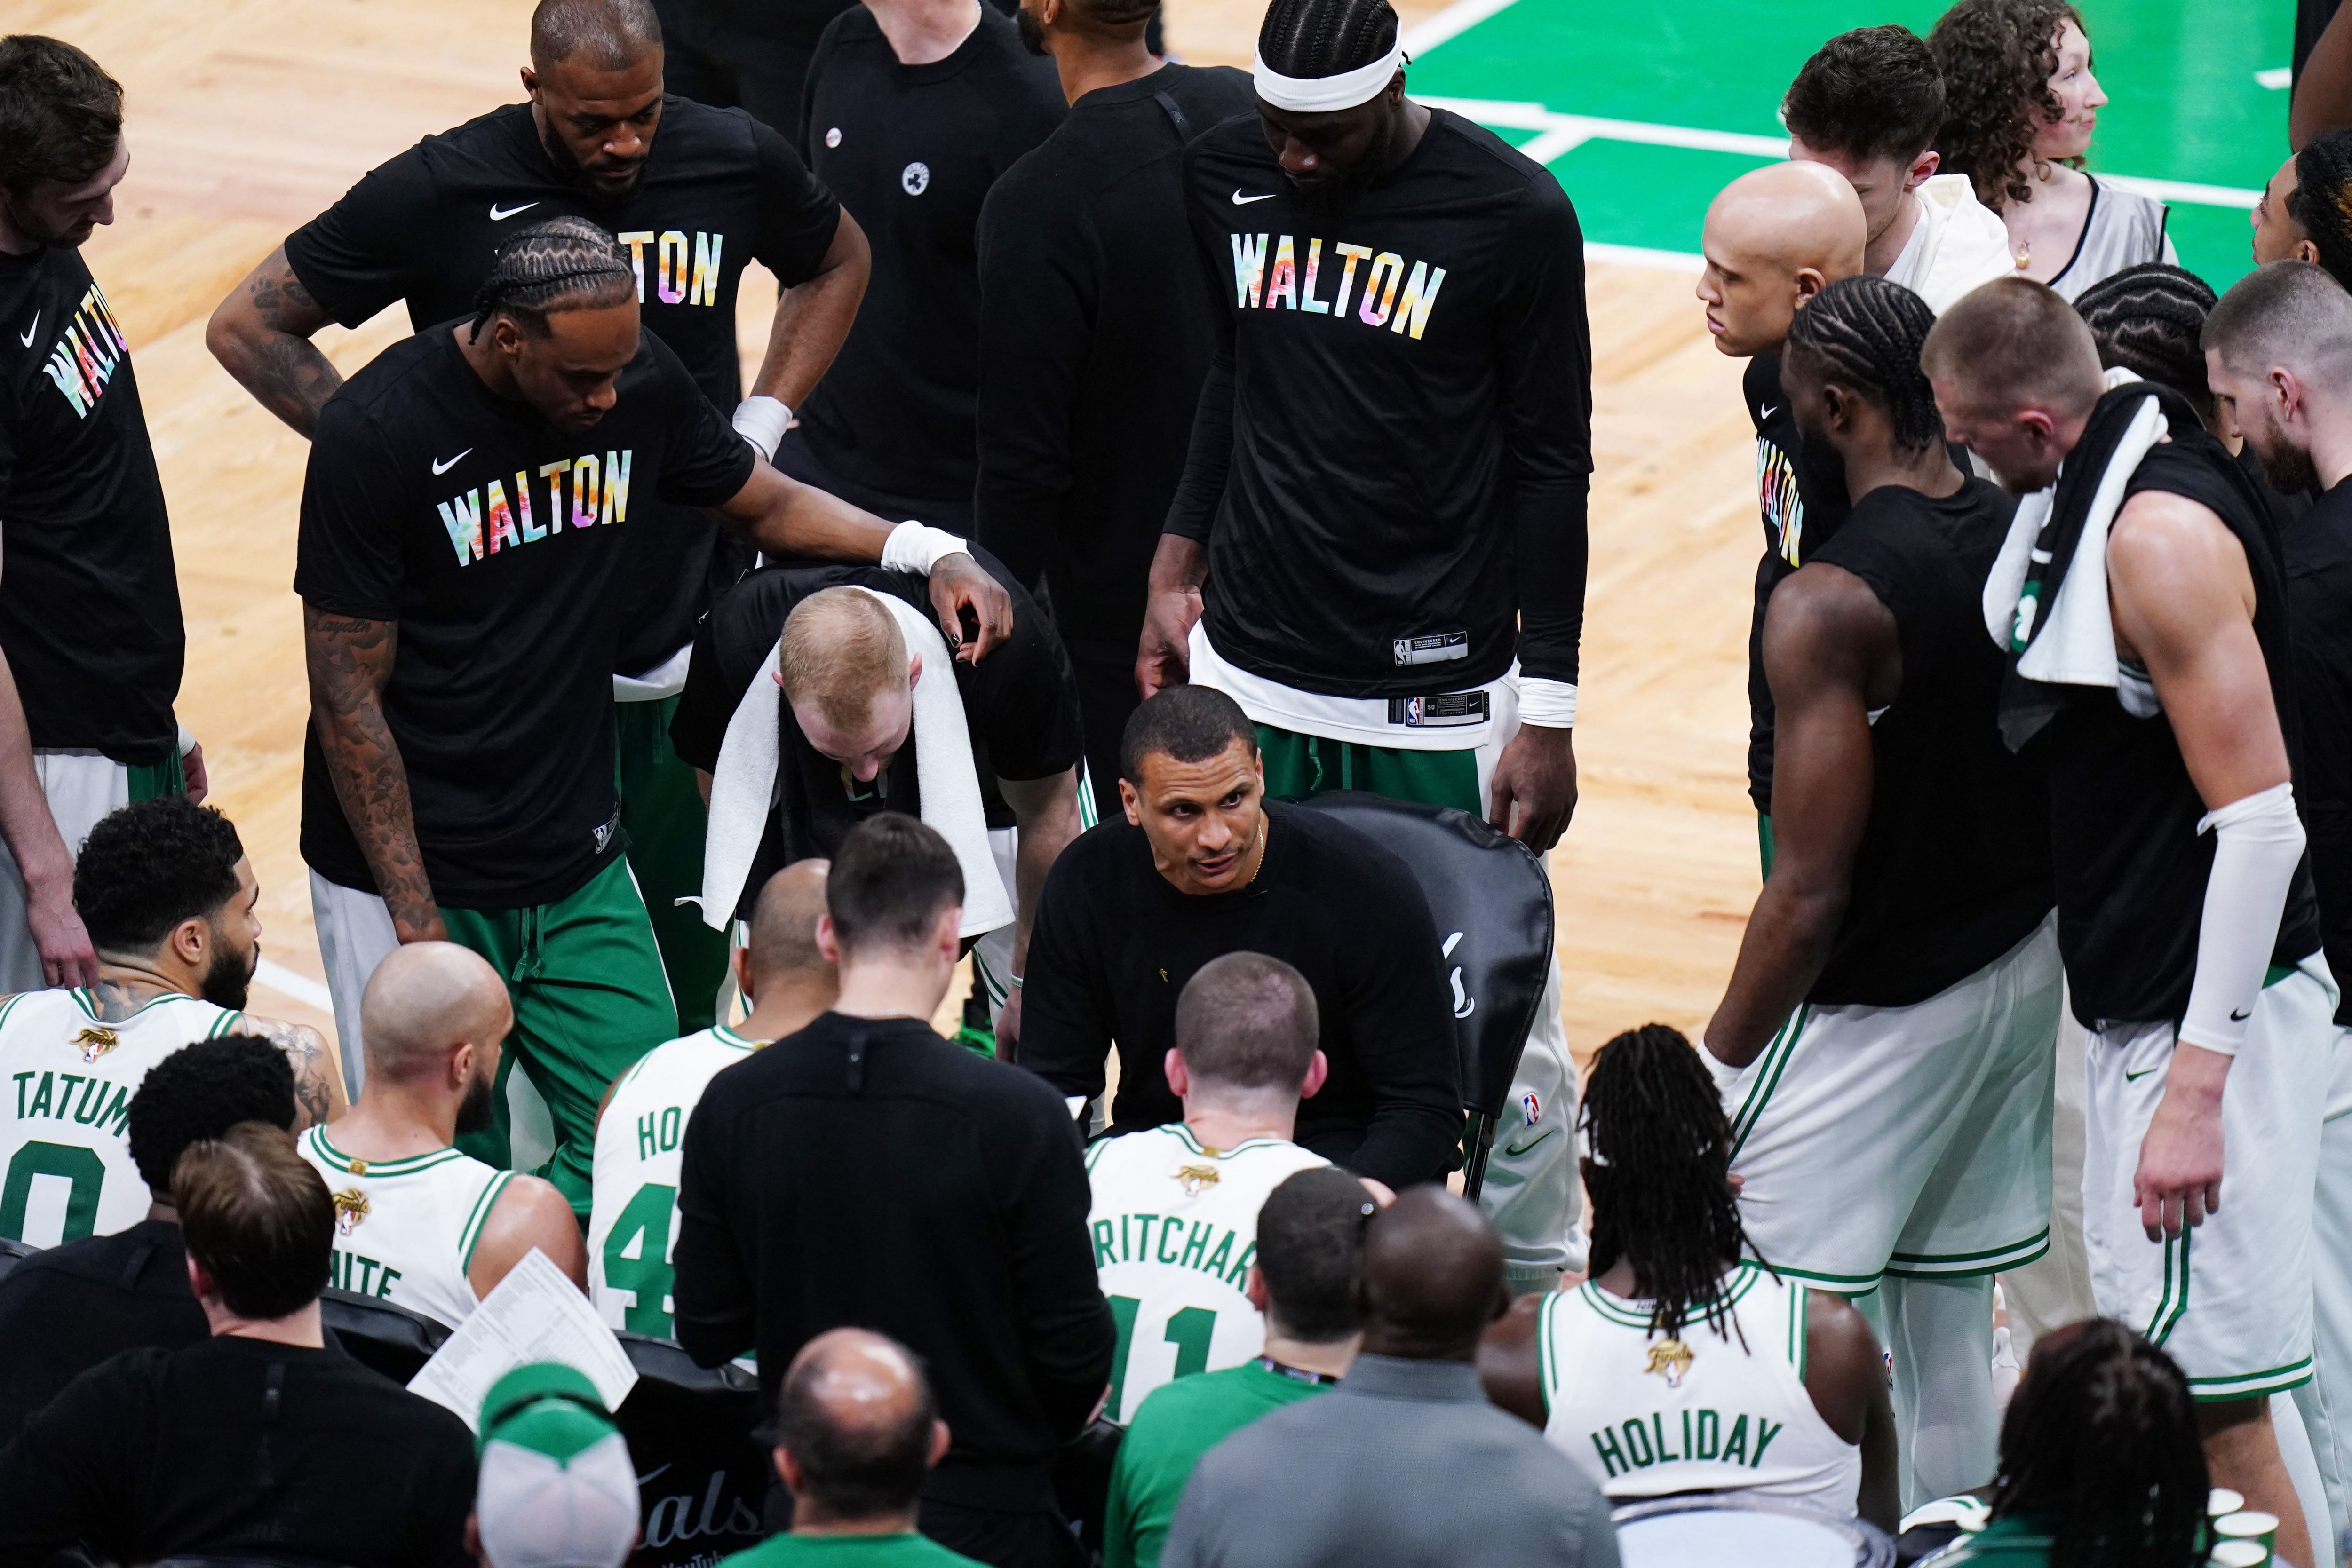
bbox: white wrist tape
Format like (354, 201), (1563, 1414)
(731, 396), (791, 461)
(1518, 678), (1578, 729)
(2179, 780), (2306, 1056)
(882, 520), (970, 576)
(176, 722), (197, 757)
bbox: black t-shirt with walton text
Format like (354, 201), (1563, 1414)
(296, 325), (754, 908)
(1165, 109), (1593, 698)
(1802, 478), (2051, 1006)
(1743, 352), (1851, 814)
(0, 246), (182, 762)
(786, 6), (1066, 513)
(284, 97), (842, 675)
(670, 557), (1083, 919)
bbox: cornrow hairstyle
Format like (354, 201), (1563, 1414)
(1579, 1023), (1756, 1343)
(1257, 0), (1398, 79)
(2290, 127), (2352, 295)
(1989, 1318), (2207, 1568)
(468, 215), (636, 344)
(1928, 0), (2086, 211)
(2073, 263), (2219, 425)
(1784, 274), (1945, 454)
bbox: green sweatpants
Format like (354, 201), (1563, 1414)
(1254, 724), (1482, 813)
(446, 855), (679, 1215)
(615, 696), (729, 1034)
(125, 746), (187, 801)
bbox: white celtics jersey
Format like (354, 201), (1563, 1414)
(588, 1024), (763, 1336)
(1538, 1264), (1860, 1515)
(0, 988), (244, 1248)
(297, 1123), (514, 1331)
(1086, 1124), (1328, 1422)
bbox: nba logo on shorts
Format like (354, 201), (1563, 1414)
(1521, 1090), (1542, 1127)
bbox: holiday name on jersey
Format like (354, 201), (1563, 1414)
(326, 1245), (405, 1300)
(12, 1069), (130, 1137)
(1229, 233), (1447, 340)
(1588, 1407), (1788, 1481)
(614, 230), (726, 308)
(1092, 1210), (1255, 1288)
(437, 450), (633, 566)
(39, 281), (129, 420)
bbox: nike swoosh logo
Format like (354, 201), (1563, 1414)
(2124, 1067), (2160, 1082)
(489, 201), (539, 221)
(16, 313), (35, 348)
(430, 449), (472, 475)
(2230, 1007), (2253, 1021)
(1231, 189), (1275, 205)
(1502, 1126), (1561, 1158)
(1760, 405), (1780, 418)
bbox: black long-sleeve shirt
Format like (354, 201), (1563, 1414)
(1017, 803), (1463, 1186)
(973, 64), (1254, 641)
(2288, 477), (2352, 1023)
(674, 1012), (1114, 1474)
(1164, 108), (1592, 697)
(0, 1219), (207, 1437)
(0, 1335), (475, 1568)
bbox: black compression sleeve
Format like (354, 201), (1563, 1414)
(1501, 179), (1595, 686)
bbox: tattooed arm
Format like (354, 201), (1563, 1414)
(237, 1014), (348, 1128)
(304, 604), (445, 944)
(206, 246), (344, 438)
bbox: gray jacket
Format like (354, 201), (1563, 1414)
(1160, 1354), (1621, 1568)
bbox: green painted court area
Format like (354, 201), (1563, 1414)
(1408, 0), (2294, 286)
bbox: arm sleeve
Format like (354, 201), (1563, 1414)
(2180, 781), (2306, 1055)
(293, 402), (410, 618)
(973, 169), (1095, 593)
(1499, 177), (1594, 688)
(750, 118), (844, 288)
(0, 1354), (149, 1563)
(653, 340), (759, 507)
(281, 150), (440, 330)
(1013, 851), (1116, 1101)
(1337, 853), (1467, 1187)
(999, 1082), (1116, 1441)
(672, 1093), (759, 1366)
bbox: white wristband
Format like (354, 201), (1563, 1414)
(2178, 780), (2306, 1057)
(176, 722), (197, 757)
(1518, 677), (1578, 728)
(731, 395), (791, 461)
(882, 520), (971, 576)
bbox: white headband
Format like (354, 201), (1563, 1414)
(1252, 39), (1406, 112)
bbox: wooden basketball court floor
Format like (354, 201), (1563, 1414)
(21, 0), (1765, 1065)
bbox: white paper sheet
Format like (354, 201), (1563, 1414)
(406, 1247), (638, 1431)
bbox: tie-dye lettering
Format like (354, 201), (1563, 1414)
(1226, 234), (1449, 340)
(615, 231), (728, 307)
(433, 449), (633, 568)
(40, 283), (128, 419)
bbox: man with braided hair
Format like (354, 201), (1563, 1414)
(1702, 275), (2060, 1509)
(1483, 1022), (1892, 1530)
(1141, 0), (1592, 1291)
(298, 217), (1008, 1212)
(210, 0), (871, 1034)
(2290, 129), (2352, 296)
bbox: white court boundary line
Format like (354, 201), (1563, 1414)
(1421, 96), (2263, 210)
(256, 957), (334, 1013)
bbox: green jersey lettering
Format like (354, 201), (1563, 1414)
(0, 1140), (105, 1242)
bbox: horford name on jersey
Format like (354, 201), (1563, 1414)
(1229, 232), (1448, 340)
(435, 449), (634, 565)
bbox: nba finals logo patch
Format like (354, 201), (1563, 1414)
(1174, 1164), (1221, 1198)
(332, 1188), (370, 1235)
(1644, 1339), (1694, 1389)
(70, 1026), (118, 1063)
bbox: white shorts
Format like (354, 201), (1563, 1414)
(2082, 958), (2336, 1402)
(0, 752), (138, 994)
(1723, 913), (2063, 1292)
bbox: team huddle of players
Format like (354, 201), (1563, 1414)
(4, 0), (2351, 1561)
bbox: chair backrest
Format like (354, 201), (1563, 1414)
(616, 1333), (769, 1565)
(1293, 791), (1554, 1118)
(318, 1287), (451, 1384)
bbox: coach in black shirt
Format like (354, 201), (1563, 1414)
(784, 0), (1064, 525)
(0, 1035), (297, 1436)
(975, 0), (1253, 822)
(207, 0), (869, 1031)
(675, 814), (1112, 1568)
(1020, 686), (1461, 1187)
(0, 1124), (476, 1568)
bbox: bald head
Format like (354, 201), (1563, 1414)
(358, 942), (511, 1081)
(529, 0), (662, 71)
(1699, 162), (1867, 357)
(1358, 1187), (1506, 1361)
(777, 1329), (945, 1525)
(746, 859), (834, 991)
